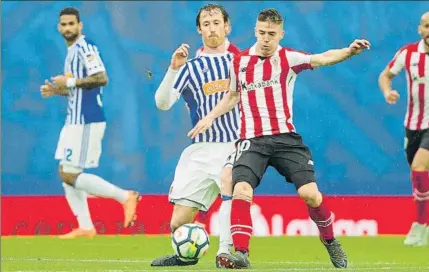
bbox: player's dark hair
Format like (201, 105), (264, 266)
(59, 7), (80, 22)
(257, 8), (283, 25)
(196, 4), (230, 27)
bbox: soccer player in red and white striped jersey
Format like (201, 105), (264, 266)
(189, 9), (370, 269)
(378, 11), (429, 247)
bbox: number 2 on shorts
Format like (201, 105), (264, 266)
(64, 148), (72, 161)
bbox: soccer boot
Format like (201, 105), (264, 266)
(320, 238), (347, 268)
(123, 191), (141, 227)
(215, 244), (233, 268)
(416, 225), (429, 246)
(150, 254), (198, 267)
(216, 251), (251, 269)
(58, 228), (96, 239)
(404, 222), (428, 246)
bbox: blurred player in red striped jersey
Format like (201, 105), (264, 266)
(378, 11), (429, 247)
(190, 8), (370, 269)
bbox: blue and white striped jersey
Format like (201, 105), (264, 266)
(173, 49), (240, 143)
(64, 35), (106, 125)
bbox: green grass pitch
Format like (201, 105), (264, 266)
(2, 236), (428, 271)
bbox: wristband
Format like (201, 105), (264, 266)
(66, 78), (77, 88)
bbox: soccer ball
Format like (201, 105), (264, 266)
(171, 223), (210, 261)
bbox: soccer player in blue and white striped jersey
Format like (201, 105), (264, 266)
(152, 4), (240, 267)
(40, 7), (140, 238)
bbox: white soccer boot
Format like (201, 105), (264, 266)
(404, 222), (427, 246)
(416, 225), (429, 246)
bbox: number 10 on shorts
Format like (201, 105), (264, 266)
(236, 140), (251, 161)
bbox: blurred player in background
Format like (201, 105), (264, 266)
(378, 11), (429, 247)
(40, 7), (140, 238)
(151, 4), (240, 267)
(190, 8), (370, 269)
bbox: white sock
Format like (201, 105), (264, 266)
(217, 196), (233, 255)
(74, 173), (128, 203)
(63, 183), (94, 230)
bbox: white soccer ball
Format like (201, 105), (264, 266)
(171, 223), (210, 261)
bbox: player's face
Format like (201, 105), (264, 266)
(58, 15), (82, 42)
(418, 14), (429, 47)
(198, 9), (229, 49)
(255, 20), (284, 57)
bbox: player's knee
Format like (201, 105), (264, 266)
(297, 183), (322, 207)
(170, 205), (198, 232)
(233, 181), (253, 201)
(170, 215), (194, 233)
(58, 165), (80, 186)
(411, 162), (427, 171)
(411, 148), (429, 171)
(170, 222), (181, 233)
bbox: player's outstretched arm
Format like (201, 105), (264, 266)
(155, 44), (190, 111)
(188, 90), (240, 139)
(378, 66), (400, 105)
(154, 67), (181, 111)
(310, 39), (371, 68)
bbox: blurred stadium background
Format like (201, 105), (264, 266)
(2, 1), (429, 237)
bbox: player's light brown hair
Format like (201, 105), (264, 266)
(59, 7), (81, 22)
(257, 8), (283, 25)
(196, 3), (230, 27)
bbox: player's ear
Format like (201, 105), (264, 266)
(254, 27), (257, 38)
(79, 21), (83, 32)
(418, 25), (422, 36)
(225, 21), (231, 36)
(197, 26), (202, 35)
(280, 29), (285, 40)
(57, 23), (61, 33)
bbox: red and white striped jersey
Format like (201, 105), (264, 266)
(230, 44), (313, 139)
(388, 40), (429, 131)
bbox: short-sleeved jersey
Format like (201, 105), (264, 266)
(64, 35), (106, 125)
(230, 44), (313, 139)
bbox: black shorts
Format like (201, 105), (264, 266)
(405, 128), (429, 165)
(232, 133), (315, 190)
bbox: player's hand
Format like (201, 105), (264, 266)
(51, 75), (68, 90)
(384, 90), (400, 104)
(171, 44), (190, 70)
(187, 116), (214, 139)
(40, 80), (56, 98)
(348, 39), (371, 55)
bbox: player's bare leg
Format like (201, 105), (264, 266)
(151, 204), (200, 266)
(216, 166), (234, 268)
(405, 148), (429, 246)
(298, 182), (347, 268)
(217, 181), (252, 269)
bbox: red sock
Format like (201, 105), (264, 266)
(411, 170), (429, 225)
(230, 199), (252, 253)
(308, 201), (334, 241)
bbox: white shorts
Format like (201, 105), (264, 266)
(55, 122), (106, 169)
(169, 142), (235, 211)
